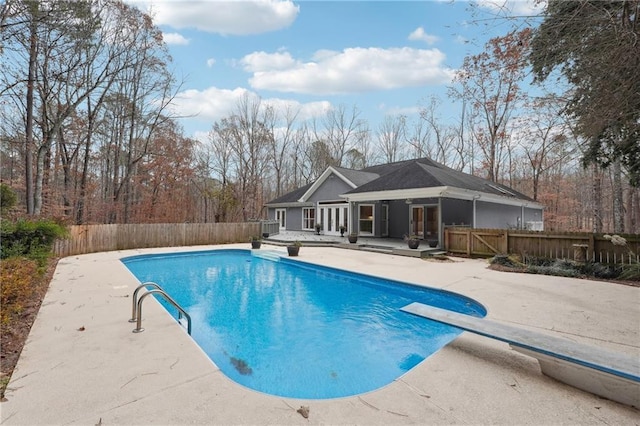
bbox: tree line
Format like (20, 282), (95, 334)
(1, 0), (638, 233)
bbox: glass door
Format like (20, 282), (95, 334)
(410, 206), (424, 238)
(275, 209), (286, 230)
(319, 204), (348, 235)
(358, 204), (374, 235)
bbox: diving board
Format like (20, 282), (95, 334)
(401, 302), (640, 408)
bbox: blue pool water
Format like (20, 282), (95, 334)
(122, 249), (486, 399)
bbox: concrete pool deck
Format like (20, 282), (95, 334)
(1, 244), (639, 425)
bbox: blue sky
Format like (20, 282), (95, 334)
(128, 0), (543, 141)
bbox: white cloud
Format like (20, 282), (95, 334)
(408, 27), (439, 45)
(162, 32), (189, 45)
(474, 0), (545, 16)
(135, 0), (299, 35)
(206, 58), (216, 68)
(243, 47), (455, 95)
(240, 51), (297, 72)
(170, 86), (330, 127)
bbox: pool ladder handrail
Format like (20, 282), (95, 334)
(129, 282), (192, 335)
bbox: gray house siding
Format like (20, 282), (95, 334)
(308, 177), (352, 202)
(475, 201), (521, 229)
(285, 207), (304, 231)
(388, 200), (407, 238)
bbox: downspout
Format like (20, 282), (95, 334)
(472, 194), (480, 229)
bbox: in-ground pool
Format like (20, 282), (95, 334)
(122, 249), (486, 399)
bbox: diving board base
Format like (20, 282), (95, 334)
(511, 345), (640, 408)
(400, 302), (639, 408)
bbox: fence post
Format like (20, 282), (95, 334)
(466, 228), (471, 256)
(503, 230), (509, 253)
(444, 227), (449, 251)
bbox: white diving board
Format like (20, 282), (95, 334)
(401, 302), (640, 408)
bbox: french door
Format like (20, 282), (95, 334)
(410, 206), (424, 238)
(318, 204), (348, 235)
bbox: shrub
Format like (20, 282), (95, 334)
(0, 184), (17, 215)
(490, 254), (523, 268)
(617, 263), (640, 281)
(0, 219), (67, 265)
(0, 257), (40, 325)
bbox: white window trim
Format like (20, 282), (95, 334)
(302, 207), (315, 231)
(358, 203), (375, 236)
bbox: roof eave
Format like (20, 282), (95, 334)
(341, 186), (544, 208)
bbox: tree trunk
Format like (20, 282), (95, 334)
(24, 10), (37, 215)
(612, 158), (624, 233)
(592, 163), (603, 232)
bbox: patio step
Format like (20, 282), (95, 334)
(361, 245), (394, 254)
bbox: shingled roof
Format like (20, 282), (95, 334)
(348, 158), (533, 201)
(266, 182), (314, 204)
(267, 157), (534, 205)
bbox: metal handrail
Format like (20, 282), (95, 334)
(129, 282), (162, 322)
(132, 288), (192, 335)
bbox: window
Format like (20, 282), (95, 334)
(302, 208), (315, 230)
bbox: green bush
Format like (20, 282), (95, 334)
(0, 184), (17, 215)
(0, 219), (67, 265)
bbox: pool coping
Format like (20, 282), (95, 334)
(1, 244), (639, 424)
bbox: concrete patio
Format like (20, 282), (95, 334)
(1, 243), (638, 425)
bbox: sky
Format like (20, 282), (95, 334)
(126, 0), (544, 142)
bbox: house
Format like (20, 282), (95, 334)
(265, 158), (544, 245)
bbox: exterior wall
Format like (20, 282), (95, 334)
(388, 200), (407, 238)
(370, 198), (441, 239)
(441, 198), (473, 227)
(266, 207), (305, 231)
(475, 201), (521, 229)
(308, 177), (353, 202)
(285, 207), (304, 231)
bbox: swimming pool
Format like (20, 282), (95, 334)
(122, 249), (486, 399)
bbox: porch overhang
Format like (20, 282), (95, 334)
(340, 186), (544, 209)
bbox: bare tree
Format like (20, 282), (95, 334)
(515, 96), (576, 201)
(266, 104), (299, 198)
(320, 104), (366, 166)
(450, 29), (531, 182)
(376, 114), (407, 164)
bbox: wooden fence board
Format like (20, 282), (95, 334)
(53, 222), (261, 257)
(445, 227), (639, 265)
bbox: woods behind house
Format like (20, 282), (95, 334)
(1, 1), (638, 232)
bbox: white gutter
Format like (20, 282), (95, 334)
(340, 186), (544, 209)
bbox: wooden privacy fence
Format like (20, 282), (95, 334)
(54, 222), (261, 257)
(444, 227), (640, 264)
